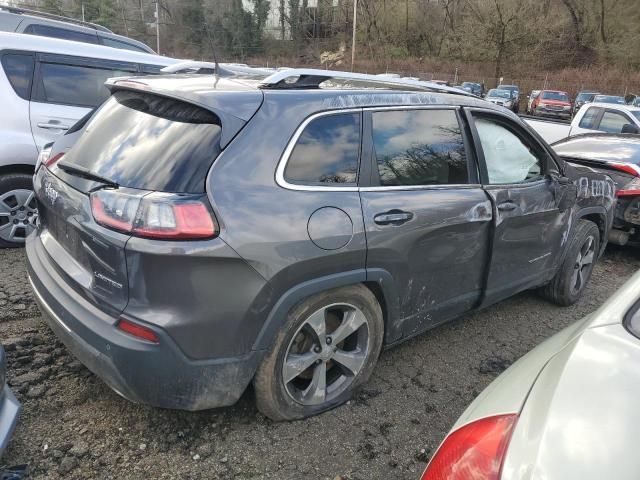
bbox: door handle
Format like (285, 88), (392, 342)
(37, 122), (70, 131)
(497, 201), (517, 212)
(374, 210), (414, 225)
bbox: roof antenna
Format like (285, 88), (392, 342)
(203, 21), (219, 73)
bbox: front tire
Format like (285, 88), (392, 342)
(254, 285), (384, 421)
(0, 173), (38, 248)
(540, 219), (600, 306)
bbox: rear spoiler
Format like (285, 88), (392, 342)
(104, 77), (260, 149)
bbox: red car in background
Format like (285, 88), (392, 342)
(532, 90), (572, 120)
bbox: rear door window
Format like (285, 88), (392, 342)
(371, 109), (469, 186)
(37, 61), (136, 107)
(284, 113), (361, 185)
(598, 110), (632, 133)
(1, 53), (34, 100)
(61, 90), (222, 193)
(101, 37), (148, 53)
(23, 24), (100, 44)
(579, 107), (602, 129)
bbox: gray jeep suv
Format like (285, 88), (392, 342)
(26, 70), (614, 420)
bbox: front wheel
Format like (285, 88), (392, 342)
(253, 285), (384, 421)
(540, 219), (600, 306)
(0, 173), (38, 248)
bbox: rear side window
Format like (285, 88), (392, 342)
(579, 107), (601, 129)
(1, 53), (34, 100)
(61, 90), (222, 193)
(599, 111), (631, 133)
(372, 109), (468, 186)
(24, 24), (99, 44)
(284, 113), (361, 185)
(101, 37), (148, 53)
(38, 62), (135, 107)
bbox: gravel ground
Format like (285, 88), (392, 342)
(2, 245), (639, 480)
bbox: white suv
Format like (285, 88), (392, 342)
(0, 32), (179, 247)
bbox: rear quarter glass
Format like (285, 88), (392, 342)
(61, 90), (222, 193)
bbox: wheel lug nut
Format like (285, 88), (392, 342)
(10, 211), (16, 216)
(325, 336), (332, 345)
(27, 212), (32, 216)
(23, 220), (28, 225)
(313, 346), (321, 353)
(12, 219), (18, 224)
(19, 206), (25, 211)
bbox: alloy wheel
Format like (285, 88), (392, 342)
(0, 189), (37, 244)
(282, 303), (370, 406)
(571, 235), (595, 295)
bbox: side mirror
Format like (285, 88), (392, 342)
(622, 123), (640, 134)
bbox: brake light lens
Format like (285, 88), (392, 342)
(609, 162), (640, 177)
(421, 414), (518, 480)
(90, 189), (217, 240)
(44, 152), (64, 168)
(117, 319), (159, 343)
(617, 177), (640, 197)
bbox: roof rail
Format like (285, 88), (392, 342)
(160, 61), (274, 77)
(0, 4), (113, 33)
(258, 68), (473, 97)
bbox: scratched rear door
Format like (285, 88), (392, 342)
(360, 106), (493, 338)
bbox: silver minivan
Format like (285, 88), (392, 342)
(0, 32), (178, 246)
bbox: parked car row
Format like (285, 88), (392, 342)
(0, 8), (639, 478)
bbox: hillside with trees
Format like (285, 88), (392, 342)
(10, 0), (640, 93)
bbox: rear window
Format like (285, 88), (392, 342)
(101, 37), (149, 53)
(1, 53), (34, 100)
(61, 90), (222, 193)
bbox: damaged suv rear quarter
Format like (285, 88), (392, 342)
(27, 71), (614, 420)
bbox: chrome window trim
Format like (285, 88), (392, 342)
(360, 184), (481, 192)
(276, 105), (461, 192)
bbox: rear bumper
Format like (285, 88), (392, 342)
(26, 233), (262, 411)
(0, 386), (20, 458)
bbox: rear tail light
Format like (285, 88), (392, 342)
(44, 152), (64, 168)
(421, 414), (518, 480)
(90, 189), (217, 240)
(608, 163), (640, 197)
(117, 319), (159, 343)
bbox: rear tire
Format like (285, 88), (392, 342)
(540, 219), (600, 306)
(253, 285), (384, 421)
(0, 173), (37, 248)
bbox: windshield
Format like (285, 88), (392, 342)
(488, 89), (511, 99)
(61, 90), (223, 193)
(541, 91), (569, 102)
(595, 95), (626, 104)
(498, 86), (518, 93)
(576, 92), (596, 102)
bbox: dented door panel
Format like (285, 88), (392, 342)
(361, 188), (492, 336)
(482, 179), (568, 306)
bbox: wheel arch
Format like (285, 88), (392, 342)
(252, 268), (401, 352)
(575, 206), (609, 256)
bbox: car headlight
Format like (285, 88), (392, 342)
(36, 144), (53, 170)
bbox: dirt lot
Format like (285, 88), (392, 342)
(2, 246), (639, 480)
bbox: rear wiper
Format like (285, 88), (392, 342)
(57, 161), (119, 188)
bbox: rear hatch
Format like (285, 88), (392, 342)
(33, 88), (247, 314)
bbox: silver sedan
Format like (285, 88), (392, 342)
(421, 270), (640, 480)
